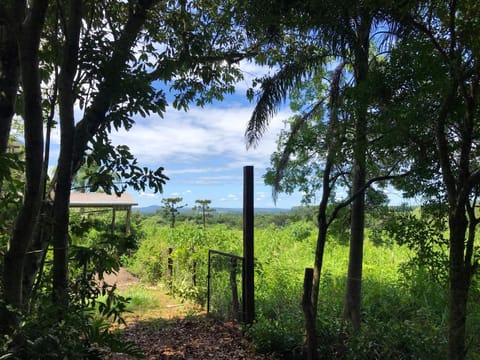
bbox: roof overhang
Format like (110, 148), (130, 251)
(69, 192), (138, 209)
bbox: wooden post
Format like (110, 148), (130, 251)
(125, 206), (132, 236)
(230, 258), (240, 320)
(243, 165), (254, 324)
(111, 208), (116, 234)
(192, 259), (197, 287)
(167, 247), (173, 292)
(302, 268), (316, 360)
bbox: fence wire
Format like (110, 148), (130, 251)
(207, 250), (243, 321)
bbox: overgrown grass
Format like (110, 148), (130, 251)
(127, 219), (479, 359)
(113, 284), (202, 322)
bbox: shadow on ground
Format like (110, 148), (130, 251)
(104, 315), (276, 360)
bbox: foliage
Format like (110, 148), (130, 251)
(0, 0), (258, 337)
(0, 300), (143, 359)
(384, 205), (449, 283)
(0, 211), (145, 358)
(0, 151), (24, 245)
(126, 211), (480, 358)
(161, 197), (187, 228)
(1, 263), (141, 359)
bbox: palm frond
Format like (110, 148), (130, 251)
(245, 61), (311, 148)
(271, 100), (324, 203)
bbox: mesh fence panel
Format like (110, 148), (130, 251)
(207, 250), (243, 321)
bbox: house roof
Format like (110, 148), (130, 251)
(69, 192), (138, 208)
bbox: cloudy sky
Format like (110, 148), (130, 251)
(44, 60), (413, 210)
(110, 96), (302, 209)
(73, 61), (304, 209)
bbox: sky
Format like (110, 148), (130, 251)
(49, 61), (304, 209)
(110, 103), (302, 209)
(46, 60), (413, 210)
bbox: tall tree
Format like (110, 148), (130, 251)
(193, 199), (214, 228)
(381, 2), (480, 358)
(0, 3), (20, 161)
(162, 197), (187, 228)
(0, 0), (258, 334)
(1, 0), (49, 333)
(244, 0), (399, 332)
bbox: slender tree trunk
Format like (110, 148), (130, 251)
(302, 268), (315, 360)
(0, 22), (18, 158)
(446, 92), (475, 360)
(70, 0), (158, 175)
(342, 17), (370, 332)
(448, 210), (469, 360)
(311, 202), (328, 320)
(52, 0), (83, 307)
(342, 149), (366, 332)
(311, 62), (344, 320)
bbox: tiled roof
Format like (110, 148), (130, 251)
(69, 192), (138, 208)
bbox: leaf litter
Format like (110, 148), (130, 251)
(101, 268), (277, 359)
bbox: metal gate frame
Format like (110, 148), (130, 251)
(206, 249), (244, 318)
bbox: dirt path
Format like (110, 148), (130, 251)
(102, 268), (274, 360)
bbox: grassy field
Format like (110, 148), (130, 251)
(123, 215), (480, 359)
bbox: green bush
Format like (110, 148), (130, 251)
(248, 313), (304, 354)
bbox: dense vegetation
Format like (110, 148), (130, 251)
(1, 1), (480, 359)
(125, 208), (480, 359)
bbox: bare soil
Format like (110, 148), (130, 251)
(102, 267), (142, 290)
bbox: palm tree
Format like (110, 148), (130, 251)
(244, 0), (398, 333)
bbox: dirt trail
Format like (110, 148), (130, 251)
(103, 268), (274, 360)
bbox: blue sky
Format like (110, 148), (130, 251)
(89, 61), (303, 209)
(45, 60), (413, 210)
(110, 95), (302, 209)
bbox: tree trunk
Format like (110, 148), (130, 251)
(70, 0), (158, 175)
(342, 17), (370, 332)
(311, 208), (328, 320)
(302, 268), (316, 360)
(52, 0), (83, 307)
(342, 154), (365, 332)
(1, 0), (49, 334)
(447, 208), (470, 360)
(311, 62), (345, 321)
(0, 20), (18, 158)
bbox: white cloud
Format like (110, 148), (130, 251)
(235, 60), (277, 92)
(110, 103), (291, 172)
(219, 193), (240, 202)
(138, 192), (158, 198)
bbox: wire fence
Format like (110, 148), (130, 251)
(207, 249), (244, 321)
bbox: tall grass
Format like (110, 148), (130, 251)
(127, 219), (479, 359)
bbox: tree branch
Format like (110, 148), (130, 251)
(327, 171), (410, 227)
(72, 0), (159, 174)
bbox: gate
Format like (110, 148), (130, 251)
(207, 250), (243, 321)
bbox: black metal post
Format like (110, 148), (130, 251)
(243, 165), (255, 324)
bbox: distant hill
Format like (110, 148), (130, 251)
(134, 205), (292, 215)
(134, 205), (162, 214)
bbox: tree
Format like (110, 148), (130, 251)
(0, 0), (257, 335)
(162, 197), (187, 228)
(379, 2), (480, 358)
(193, 199), (215, 228)
(244, 0), (402, 333)
(1, 0), (49, 333)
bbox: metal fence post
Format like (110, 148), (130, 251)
(243, 165), (255, 324)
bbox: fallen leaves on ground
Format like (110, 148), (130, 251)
(104, 316), (277, 360)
